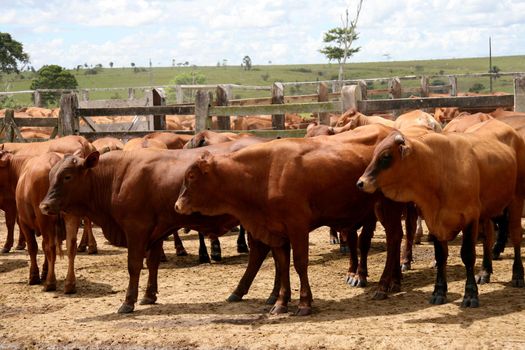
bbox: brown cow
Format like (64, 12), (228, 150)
(144, 132), (193, 149)
(175, 125), (407, 315)
(357, 119), (525, 307)
(442, 113), (493, 133)
(123, 137), (168, 151)
(394, 109), (442, 132)
(305, 113), (394, 138)
(0, 136), (97, 254)
(40, 140), (274, 313)
(92, 137), (124, 153)
(184, 130), (244, 149)
(16, 152), (81, 293)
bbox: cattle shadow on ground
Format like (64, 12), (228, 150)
(52, 278), (116, 299)
(160, 253), (249, 270)
(0, 258), (27, 273)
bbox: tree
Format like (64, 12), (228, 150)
(30, 65), (78, 107)
(109, 62), (114, 68)
(242, 55), (252, 70)
(319, 0), (363, 81)
(131, 62), (135, 68)
(167, 71), (206, 102)
(0, 32), (29, 76)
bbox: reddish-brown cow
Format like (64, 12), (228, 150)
(175, 125), (407, 315)
(357, 119), (525, 307)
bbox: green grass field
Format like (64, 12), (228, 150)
(2, 55), (524, 107)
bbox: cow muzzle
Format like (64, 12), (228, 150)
(39, 200), (60, 216)
(356, 176), (377, 193)
(174, 198), (191, 215)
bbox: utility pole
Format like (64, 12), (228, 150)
(489, 37), (493, 93)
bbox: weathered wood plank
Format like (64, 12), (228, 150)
(515, 77), (525, 112)
(209, 101), (342, 116)
(59, 93), (79, 136)
(211, 129), (306, 138)
(215, 85), (231, 130)
(152, 88), (167, 130)
(77, 105), (195, 117)
(271, 83), (285, 130)
(358, 95), (514, 114)
(195, 90), (210, 133)
(0, 117), (59, 127)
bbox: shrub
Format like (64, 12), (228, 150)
(469, 83), (485, 93)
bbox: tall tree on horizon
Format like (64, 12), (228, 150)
(0, 32), (29, 77)
(319, 0), (363, 81)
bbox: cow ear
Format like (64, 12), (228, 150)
(197, 151), (212, 174)
(84, 151), (100, 169)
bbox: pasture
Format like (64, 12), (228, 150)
(0, 213), (524, 349)
(3, 55), (525, 105)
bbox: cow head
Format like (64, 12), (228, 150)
(356, 131), (411, 195)
(39, 151), (100, 216)
(175, 151), (216, 216)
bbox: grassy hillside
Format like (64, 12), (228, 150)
(2, 55), (524, 107)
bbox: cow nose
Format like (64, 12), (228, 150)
(39, 203), (51, 214)
(356, 180), (364, 190)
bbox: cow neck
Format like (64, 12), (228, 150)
(84, 157), (115, 218)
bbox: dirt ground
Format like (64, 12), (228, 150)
(0, 213), (524, 350)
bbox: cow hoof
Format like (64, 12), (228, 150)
(230, 226), (240, 232)
(176, 249), (188, 257)
(227, 293), (243, 302)
(388, 283), (401, 293)
(199, 255), (211, 264)
(266, 295), (278, 305)
(211, 253), (222, 262)
(512, 278), (525, 288)
(77, 245), (87, 253)
(1, 247), (10, 254)
(401, 263), (411, 272)
(429, 293), (447, 305)
(237, 244), (249, 254)
(269, 304), (288, 315)
(139, 296), (156, 305)
(43, 283), (56, 292)
(64, 284), (77, 294)
(29, 275), (41, 285)
(117, 304), (134, 314)
(329, 238), (340, 245)
(372, 290), (388, 300)
(87, 247), (98, 255)
(339, 245), (349, 254)
(160, 253), (168, 263)
(475, 273), (490, 285)
(295, 306), (312, 316)
(15, 243), (26, 251)
(461, 296), (479, 308)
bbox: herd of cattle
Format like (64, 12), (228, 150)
(1, 105), (524, 316)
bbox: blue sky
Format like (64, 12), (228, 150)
(1, 0), (524, 69)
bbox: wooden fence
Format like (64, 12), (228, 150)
(1, 75), (524, 142)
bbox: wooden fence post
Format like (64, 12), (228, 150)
(271, 82), (285, 130)
(33, 90), (42, 107)
(5, 109), (15, 142)
(420, 76), (429, 97)
(175, 86), (184, 104)
(448, 76), (458, 96)
(358, 80), (368, 101)
(81, 89), (89, 101)
(58, 93), (79, 136)
(216, 85), (231, 130)
(152, 88), (166, 130)
(341, 85), (362, 112)
(317, 82), (330, 125)
(195, 90), (210, 133)
(389, 77), (402, 116)
(128, 88), (135, 100)
(515, 76), (525, 112)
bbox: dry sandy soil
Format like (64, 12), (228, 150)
(0, 214), (524, 350)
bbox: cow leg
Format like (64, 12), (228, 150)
(475, 220), (493, 285)
(21, 223), (40, 285)
(339, 230), (349, 254)
(118, 245), (145, 313)
(42, 231), (57, 292)
(414, 216), (424, 244)
(141, 240), (162, 305)
(374, 199), (403, 299)
(198, 232), (211, 263)
(329, 227), (339, 244)
(508, 199), (524, 287)
(345, 229), (359, 286)
(402, 203), (418, 272)
(64, 215), (80, 294)
(292, 236), (313, 316)
(492, 208), (509, 260)
(228, 234), (272, 302)
(269, 242), (291, 315)
(77, 226), (88, 253)
(236, 225), (249, 253)
(355, 218), (376, 288)
(210, 238), (222, 262)
(430, 239), (448, 305)
(83, 217), (98, 254)
(2, 205), (17, 253)
(173, 231), (188, 256)
(460, 223), (479, 308)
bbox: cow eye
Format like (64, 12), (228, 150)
(64, 175), (72, 181)
(378, 153), (392, 169)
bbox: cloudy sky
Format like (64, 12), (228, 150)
(2, 0), (524, 69)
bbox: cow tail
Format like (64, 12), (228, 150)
(55, 213), (66, 258)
